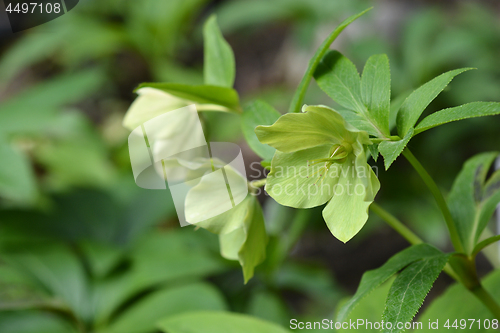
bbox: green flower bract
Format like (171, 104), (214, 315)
(255, 105), (380, 242)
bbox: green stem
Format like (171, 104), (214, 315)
(267, 209), (310, 273)
(471, 285), (500, 319)
(249, 178), (266, 189)
(402, 148), (464, 253)
(370, 202), (460, 281)
(288, 8), (372, 113)
(370, 202), (423, 245)
(371, 136), (401, 144)
(402, 149), (500, 317)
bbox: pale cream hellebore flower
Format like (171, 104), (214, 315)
(123, 88), (266, 282)
(255, 105), (380, 243)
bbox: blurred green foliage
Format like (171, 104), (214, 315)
(0, 0), (499, 332)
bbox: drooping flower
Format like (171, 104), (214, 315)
(255, 105), (380, 242)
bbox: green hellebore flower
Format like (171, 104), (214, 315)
(255, 105), (380, 242)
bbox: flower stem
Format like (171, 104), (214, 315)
(471, 284), (500, 319)
(371, 202), (460, 281)
(370, 202), (423, 245)
(249, 178), (266, 189)
(402, 148), (464, 253)
(402, 149), (500, 319)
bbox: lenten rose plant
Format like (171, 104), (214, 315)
(124, 8), (500, 332)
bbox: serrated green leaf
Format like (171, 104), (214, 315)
(203, 15), (235, 88)
(336, 109), (381, 137)
(396, 68), (473, 137)
(448, 152), (500, 254)
(242, 100), (281, 160)
(337, 244), (442, 322)
(414, 102), (500, 135)
(378, 128), (414, 170)
(338, 278), (395, 333)
(288, 8), (371, 114)
(314, 51), (385, 137)
(102, 283), (227, 333)
(157, 311), (290, 333)
(315, 50), (363, 112)
(361, 54), (391, 136)
(417, 269), (500, 332)
(382, 253), (449, 333)
(136, 83), (241, 113)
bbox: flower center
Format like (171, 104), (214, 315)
(306, 142), (352, 185)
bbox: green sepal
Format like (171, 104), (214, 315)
(195, 195), (268, 283)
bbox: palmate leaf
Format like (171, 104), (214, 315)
(339, 278), (395, 333)
(314, 51), (390, 138)
(382, 253), (450, 333)
(379, 68), (476, 169)
(417, 269), (500, 332)
(158, 311), (290, 333)
(289, 8), (371, 114)
(395, 68), (473, 137)
(448, 152), (500, 254)
(315, 51), (363, 113)
(337, 244), (444, 322)
(360, 54), (391, 136)
(414, 102), (500, 135)
(203, 15), (236, 88)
